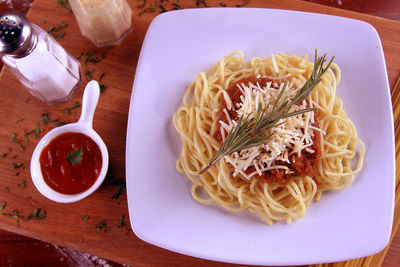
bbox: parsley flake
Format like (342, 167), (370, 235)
(64, 101), (81, 115)
(112, 178), (126, 199)
(24, 208), (46, 221)
(48, 21), (67, 38)
(65, 147), (83, 165)
(95, 220), (106, 231)
(84, 51), (106, 64)
(196, 0), (208, 7)
(1, 212), (20, 223)
(99, 84), (108, 92)
(57, 0), (71, 10)
(11, 162), (22, 169)
(118, 215), (125, 228)
(85, 69), (95, 80)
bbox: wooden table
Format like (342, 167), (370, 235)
(0, 0), (399, 266)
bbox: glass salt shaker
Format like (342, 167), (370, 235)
(0, 13), (81, 105)
(69, 0), (133, 47)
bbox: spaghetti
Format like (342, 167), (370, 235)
(173, 51), (365, 224)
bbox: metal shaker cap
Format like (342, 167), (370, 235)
(0, 13), (33, 56)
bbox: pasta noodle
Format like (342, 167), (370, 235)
(173, 51), (365, 224)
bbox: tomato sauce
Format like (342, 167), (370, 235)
(215, 76), (321, 185)
(39, 132), (102, 194)
(215, 77), (277, 142)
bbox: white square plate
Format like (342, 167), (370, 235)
(126, 8), (395, 265)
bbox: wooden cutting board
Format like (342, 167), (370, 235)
(0, 0), (399, 266)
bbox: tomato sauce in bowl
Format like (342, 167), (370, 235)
(39, 132), (102, 195)
(31, 81), (109, 203)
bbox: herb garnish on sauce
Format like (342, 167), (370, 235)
(65, 147), (83, 165)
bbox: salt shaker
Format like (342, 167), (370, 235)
(0, 13), (81, 105)
(69, 0), (133, 47)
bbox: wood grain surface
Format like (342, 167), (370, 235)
(0, 0), (399, 266)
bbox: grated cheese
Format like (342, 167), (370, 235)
(220, 77), (320, 180)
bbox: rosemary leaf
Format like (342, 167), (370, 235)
(199, 51), (334, 174)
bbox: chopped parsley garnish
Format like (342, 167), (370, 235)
(48, 21), (67, 38)
(41, 114), (50, 124)
(11, 162), (22, 169)
(35, 122), (42, 134)
(99, 72), (106, 80)
(10, 133), (16, 142)
(138, 1), (157, 16)
(99, 84), (108, 93)
(24, 208), (46, 221)
(1, 153), (8, 158)
(158, 3), (167, 12)
(118, 215), (126, 228)
(18, 142), (25, 151)
(55, 33), (65, 38)
(77, 51), (84, 60)
(112, 178), (126, 199)
(56, 121), (70, 126)
(82, 215), (89, 221)
(0, 202), (5, 211)
(137, 0), (147, 9)
(56, 0), (72, 12)
(98, 73), (107, 92)
(196, 0), (208, 7)
(1, 212), (20, 223)
(64, 101), (81, 115)
(84, 52), (106, 64)
(65, 147), (83, 165)
(4, 187), (9, 192)
(41, 110), (58, 125)
(85, 69), (95, 80)
(173, 0), (181, 9)
(25, 122), (42, 139)
(95, 220), (106, 231)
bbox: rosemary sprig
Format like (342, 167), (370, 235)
(199, 51), (334, 174)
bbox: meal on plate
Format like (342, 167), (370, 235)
(173, 51), (365, 224)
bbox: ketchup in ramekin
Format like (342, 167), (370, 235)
(39, 132), (102, 195)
